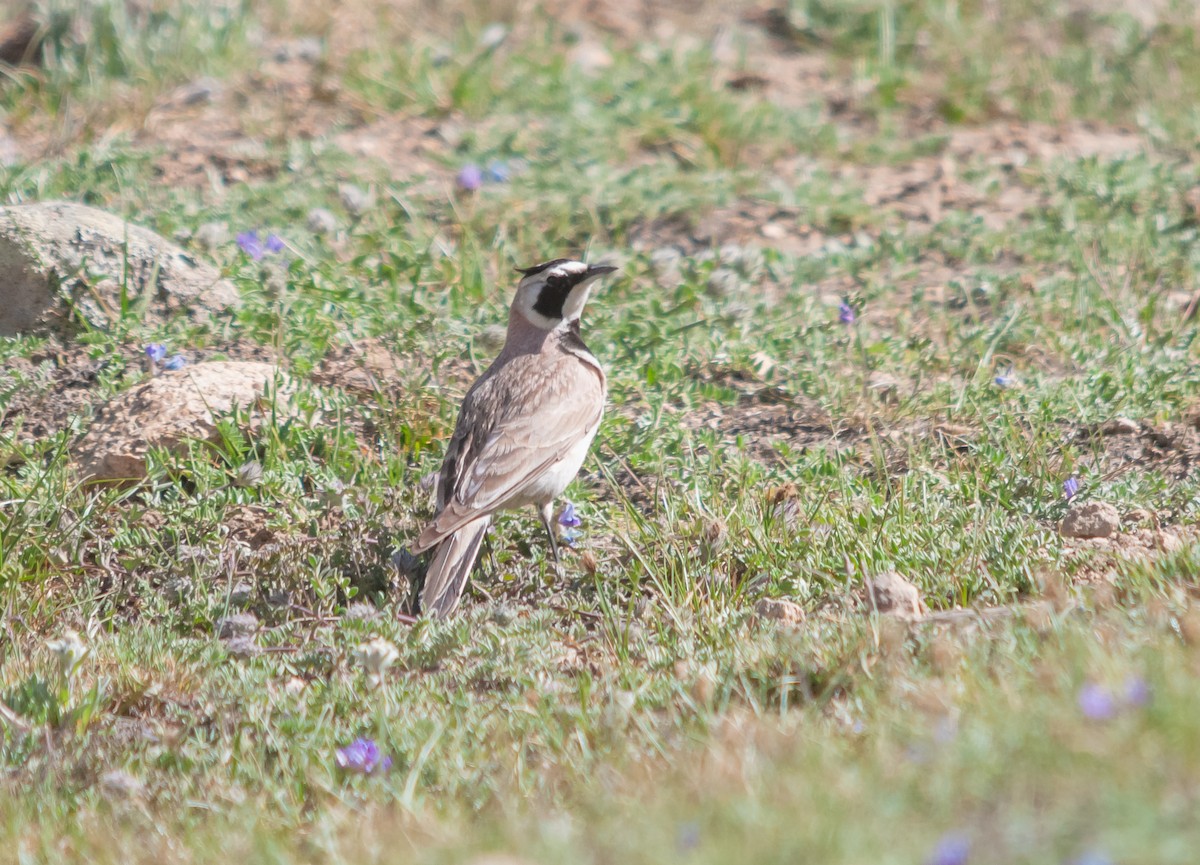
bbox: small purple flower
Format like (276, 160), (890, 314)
(1123, 676), (1150, 708)
(676, 822), (701, 853)
(1069, 851), (1113, 865)
(1078, 682), (1117, 721)
(1063, 476), (1080, 501)
(237, 230), (284, 260)
(838, 300), (856, 324)
(558, 501), (582, 529)
(485, 160), (510, 183)
(926, 832), (970, 865)
(145, 343), (167, 363)
(457, 164), (483, 192)
(335, 738), (392, 775)
(994, 369), (1014, 388)
(162, 354), (187, 371)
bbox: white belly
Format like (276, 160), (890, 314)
(502, 427), (598, 509)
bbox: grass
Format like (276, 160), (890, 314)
(2, 0), (1200, 862)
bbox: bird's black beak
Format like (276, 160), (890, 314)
(584, 264), (618, 279)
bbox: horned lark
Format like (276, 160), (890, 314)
(413, 258), (618, 617)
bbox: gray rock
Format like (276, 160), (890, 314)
(338, 184), (374, 218)
(216, 612), (259, 639)
(306, 207), (338, 235)
(706, 267), (742, 299)
(192, 221), (229, 251)
(1061, 501), (1120, 539)
(0, 201), (237, 336)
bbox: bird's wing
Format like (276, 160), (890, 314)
(414, 360), (603, 550)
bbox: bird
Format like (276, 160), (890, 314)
(413, 258), (618, 617)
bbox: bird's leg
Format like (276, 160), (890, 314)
(539, 501), (561, 569)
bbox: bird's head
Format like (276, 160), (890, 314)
(511, 258), (618, 330)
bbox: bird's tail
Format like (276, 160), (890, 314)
(419, 517), (490, 618)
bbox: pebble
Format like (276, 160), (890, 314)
(706, 267), (742, 299)
(217, 612), (259, 639)
(98, 770), (145, 801)
(192, 221), (229, 251)
(755, 597), (806, 625)
(1061, 501), (1120, 539)
(337, 183), (374, 218)
(866, 571), (924, 618)
(306, 207), (338, 235)
(760, 221), (788, 240)
(478, 23), (508, 50)
(1101, 417), (1140, 436)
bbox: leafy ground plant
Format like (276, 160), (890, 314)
(1, 0), (1200, 863)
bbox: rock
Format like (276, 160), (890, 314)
(755, 597), (806, 625)
(337, 183), (374, 217)
(1061, 501), (1120, 539)
(0, 201), (237, 335)
(1122, 508), (1153, 525)
(74, 361), (294, 483)
(866, 370), (900, 403)
(97, 769), (145, 801)
(217, 612), (259, 639)
(760, 221), (788, 240)
(568, 41), (613, 74)
(306, 207), (338, 235)
(1101, 417), (1139, 436)
(706, 267), (742, 299)
(866, 571), (923, 618)
(192, 221), (229, 251)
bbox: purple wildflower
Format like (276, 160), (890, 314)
(162, 354), (187, 371)
(1078, 682), (1117, 721)
(558, 501), (582, 529)
(1069, 851), (1113, 865)
(838, 300), (856, 324)
(994, 369), (1014, 388)
(457, 164), (483, 192)
(926, 832), (970, 865)
(237, 230), (284, 260)
(1123, 676), (1150, 708)
(335, 738), (392, 775)
(676, 822), (701, 853)
(145, 343), (167, 363)
(485, 160), (510, 183)
(1063, 476), (1080, 501)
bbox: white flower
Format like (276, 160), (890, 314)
(354, 637), (399, 688)
(46, 630), (88, 679)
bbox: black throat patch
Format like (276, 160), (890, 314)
(532, 272), (579, 320)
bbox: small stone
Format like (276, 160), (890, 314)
(306, 207), (338, 235)
(338, 183), (374, 218)
(216, 612), (259, 640)
(343, 602), (380, 622)
(755, 597), (806, 625)
(760, 221), (788, 240)
(193, 221), (229, 251)
(866, 370), (900, 403)
(569, 41), (613, 74)
(1101, 417), (1139, 436)
(706, 267), (742, 299)
(228, 582), (253, 608)
(1155, 530), (1183, 553)
(1061, 501), (1121, 539)
(866, 571), (923, 618)
(649, 247), (683, 281)
(1123, 508), (1153, 524)
(478, 23), (508, 50)
(223, 636), (259, 657)
(175, 76), (221, 106)
(98, 770), (145, 801)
